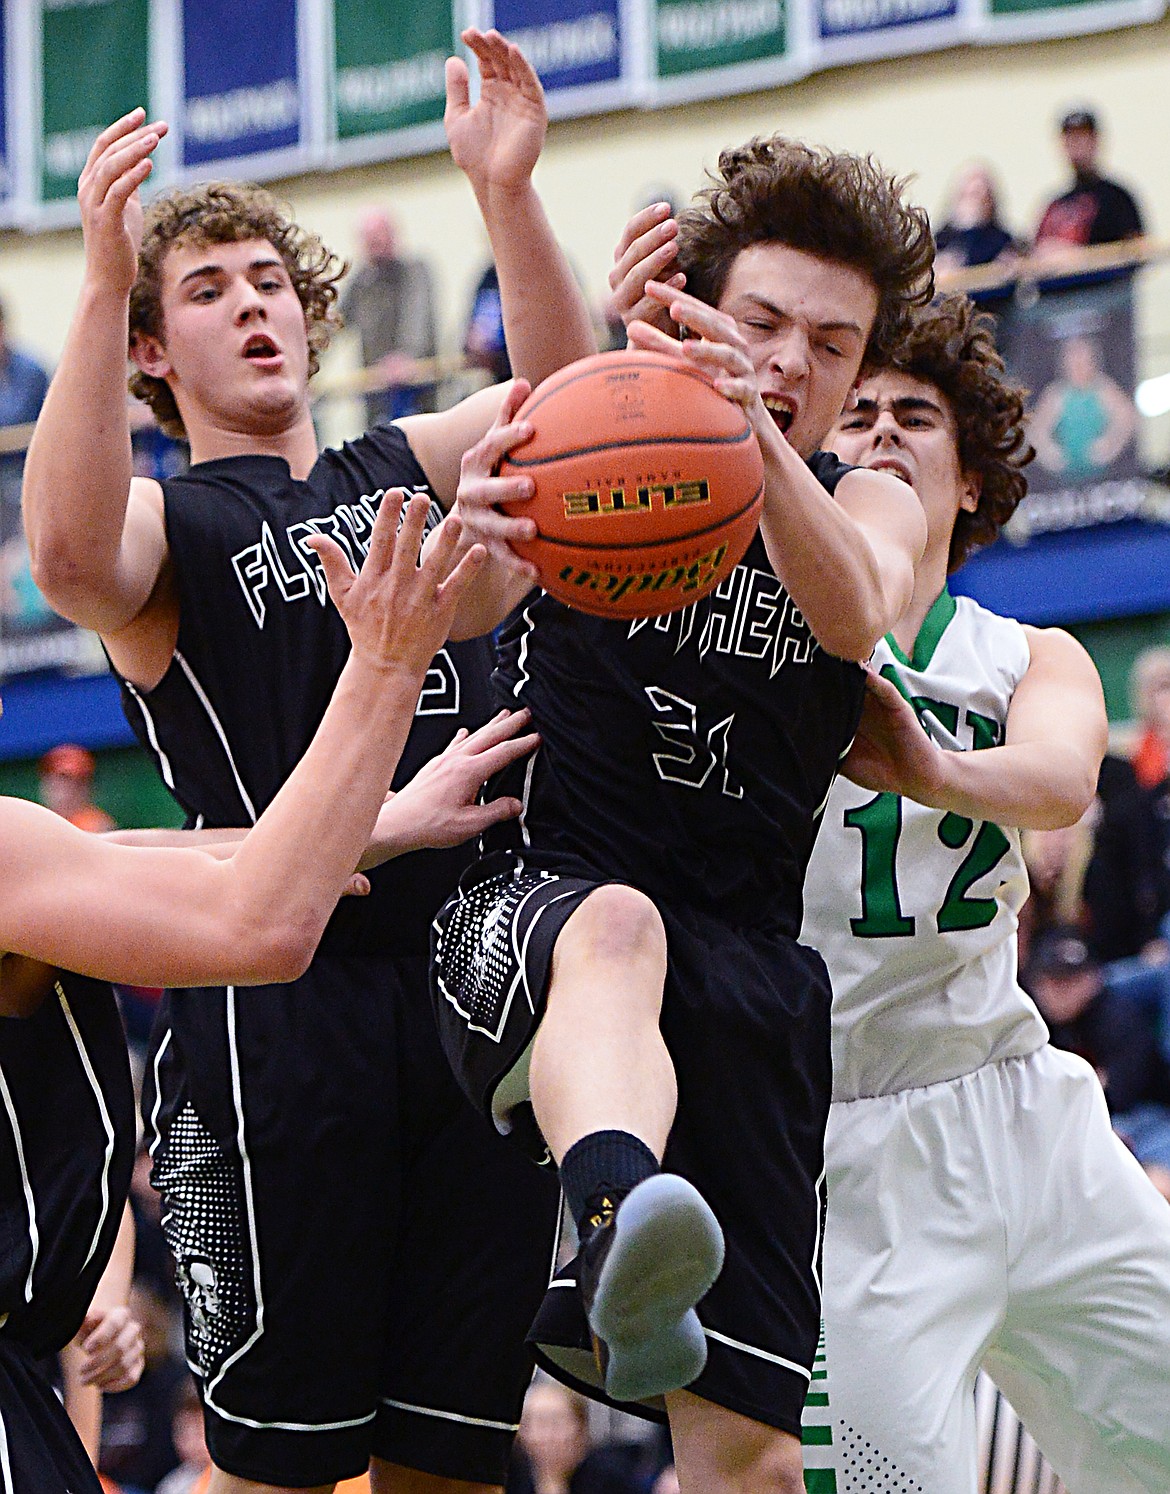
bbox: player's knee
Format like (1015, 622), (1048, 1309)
(562, 884), (667, 973)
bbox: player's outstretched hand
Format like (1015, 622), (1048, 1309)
(73, 1305), (145, 1393)
(627, 280), (768, 425)
(446, 28), (546, 197)
(609, 203), (687, 337)
(361, 709), (539, 863)
(841, 669), (947, 801)
(451, 379), (540, 582)
(307, 491), (486, 678)
(78, 108), (168, 296)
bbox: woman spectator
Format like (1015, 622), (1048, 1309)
(506, 1378), (648, 1494)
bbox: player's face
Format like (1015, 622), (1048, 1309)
(717, 243), (878, 459)
(827, 370), (979, 548)
(138, 237), (312, 434)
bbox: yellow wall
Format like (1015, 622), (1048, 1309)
(2, 14), (1168, 425)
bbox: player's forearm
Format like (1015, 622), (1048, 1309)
(478, 182), (598, 383)
(215, 654), (427, 975)
(448, 557), (531, 639)
(914, 739), (1098, 830)
(23, 281), (136, 614)
(105, 828), (247, 858)
(759, 439), (919, 660)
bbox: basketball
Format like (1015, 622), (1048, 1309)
(499, 350), (765, 619)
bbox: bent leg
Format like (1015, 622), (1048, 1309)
(530, 883), (672, 1161)
(667, 1391), (804, 1494)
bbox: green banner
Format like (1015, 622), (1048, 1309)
(654, 0), (787, 77)
(333, 0), (454, 140)
(40, 0), (150, 203)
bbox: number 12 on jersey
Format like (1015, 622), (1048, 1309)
(844, 792), (1011, 938)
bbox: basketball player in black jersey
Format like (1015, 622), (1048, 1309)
(0, 493), (527, 1493)
(22, 56), (594, 1494)
(427, 34), (933, 1493)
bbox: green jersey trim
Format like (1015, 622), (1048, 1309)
(885, 588), (956, 672)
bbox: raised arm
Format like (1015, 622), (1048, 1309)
(842, 626), (1107, 830)
(445, 28), (596, 382)
(0, 497), (486, 987)
(23, 110), (170, 635)
(627, 284), (925, 659)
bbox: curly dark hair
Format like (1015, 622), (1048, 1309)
(128, 182), (347, 439)
(885, 293), (1032, 570)
(676, 136), (935, 367)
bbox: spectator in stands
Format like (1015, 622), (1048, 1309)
(98, 1281), (185, 1494)
(339, 207), (437, 425)
(934, 163), (1020, 281)
(1033, 106), (1145, 257)
(1132, 646), (1170, 791)
(506, 1378), (648, 1494)
(38, 743), (116, 833)
(1083, 753), (1167, 962)
(1027, 926), (1170, 1201)
(463, 260), (511, 384)
(1018, 811), (1094, 970)
(0, 294), (50, 431)
(153, 1380), (210, 1494)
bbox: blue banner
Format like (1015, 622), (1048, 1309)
(816, 0), (959, 39)
(492, 0), (624, 92)
(180, 0), (302, 169)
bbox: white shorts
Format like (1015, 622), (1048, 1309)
(801, 1046), (1170, 1494)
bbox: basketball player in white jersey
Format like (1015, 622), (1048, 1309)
(800, 293), (1170, 1493)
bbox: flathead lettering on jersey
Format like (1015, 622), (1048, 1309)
(628, 560), (817, 677)
(230, 487), (414, 627)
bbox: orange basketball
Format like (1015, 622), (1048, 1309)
(499, 350), (765, 619)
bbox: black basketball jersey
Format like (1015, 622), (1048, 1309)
(116, 424), (495, 953)
(489, 451), (866, 933)
(0, 974), (134, 1358)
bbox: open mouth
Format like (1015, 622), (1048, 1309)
(870, 458), (914, 485)
(761, 396), (795, 435)
(242, 334), (279, 360)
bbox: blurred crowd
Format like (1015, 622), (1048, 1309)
(1020, 644), (1170, 1203)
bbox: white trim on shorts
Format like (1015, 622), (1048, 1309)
(379, 1396), (519, 1433)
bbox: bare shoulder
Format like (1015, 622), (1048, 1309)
(1020, 623), (1098, 680)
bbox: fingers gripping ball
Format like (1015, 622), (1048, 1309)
(499, 351), (764, 619)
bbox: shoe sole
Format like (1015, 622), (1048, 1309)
(588, 1174), (725, 1402)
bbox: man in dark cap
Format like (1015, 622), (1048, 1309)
(1028, 924), (1170, 1199)
(1033, 106), (1145, 255)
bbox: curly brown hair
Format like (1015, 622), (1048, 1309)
(676, 136), (934, 367)
(128, 182), (347, 439)
(885, 293), (1032, 570)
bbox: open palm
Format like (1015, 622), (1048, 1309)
(445, 28), (546, 194)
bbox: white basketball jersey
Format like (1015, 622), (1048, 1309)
(802, 590), (1050, 1100)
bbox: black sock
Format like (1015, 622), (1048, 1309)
(561, 1129), (659, 1235)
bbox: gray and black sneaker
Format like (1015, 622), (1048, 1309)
(577, 1173), (725, 1403)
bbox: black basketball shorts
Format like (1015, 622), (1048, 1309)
(142, 949), (561, 1488)
(0, 1339), (103, 1494)
(431, 849), (833, 1439)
